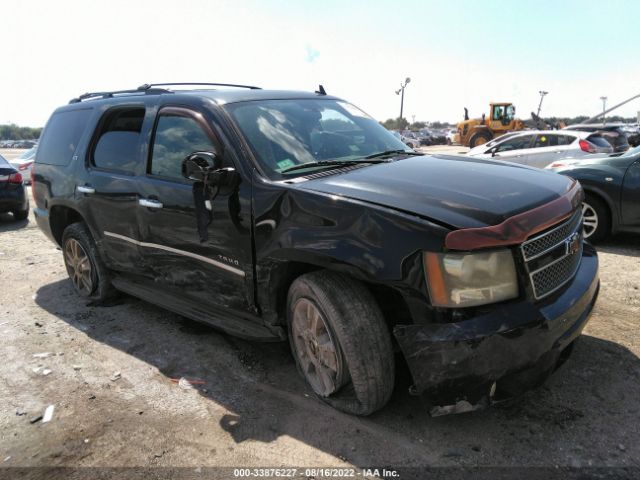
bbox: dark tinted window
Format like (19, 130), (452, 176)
(496, 135), (534, 152)
(150, 115), (216, 179)
(36, 108), (92, 165)
(587, 135), (612, 148)
(92, 107), (145, 173)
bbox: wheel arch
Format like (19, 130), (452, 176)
(49, 205), (88, 246)
(257, 257), (413, 335)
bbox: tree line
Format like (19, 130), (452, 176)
(0, 124), (43, 140)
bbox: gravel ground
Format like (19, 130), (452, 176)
(0, 148), (639, 479)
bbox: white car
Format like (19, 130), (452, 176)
(466, 130), (613, 168)
(445, 128), (457, 145)
(10, 146), (37, 184)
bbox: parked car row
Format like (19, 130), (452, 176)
(393, 129), (452, 148)
(0, 139), (38, 149)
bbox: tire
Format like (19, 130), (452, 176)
(61, 222), (116, 302)
(12, 207), (29, 221)
(468, 131), (493, 148)
(582, 194), (610, 243)
(12, 197), (29, 221)
(287, 270), (395, 415)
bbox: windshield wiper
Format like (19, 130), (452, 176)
(280, 159), (385, 174)
(364, 149), (422, 159)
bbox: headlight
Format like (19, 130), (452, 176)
(424, 249), (518, 308)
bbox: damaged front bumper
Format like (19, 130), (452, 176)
(394, 243), (599, 405)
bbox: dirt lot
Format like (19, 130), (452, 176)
(0, 147), (639, 478)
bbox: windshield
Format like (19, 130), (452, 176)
(226, 99), (410, 179)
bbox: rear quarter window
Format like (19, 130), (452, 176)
(36, 108), (92, 165)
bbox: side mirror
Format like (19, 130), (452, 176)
(181, 152), (221, 182)
(490, 147), (498, 157)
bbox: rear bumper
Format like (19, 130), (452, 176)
(0, 188), (28, 213)
(393, 243), (599, 400)
(33, 207), (58, 244)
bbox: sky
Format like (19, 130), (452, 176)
(2, 0), (639, 127)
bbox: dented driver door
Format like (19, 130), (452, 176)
(135, 106), (255, 314)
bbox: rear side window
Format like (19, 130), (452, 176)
(587, 135), (612, 148)
(533, 134), (576, 148)
(36, 109), (92, 165)
(92, 107), (145, 173)
(496, 135), (534, 152)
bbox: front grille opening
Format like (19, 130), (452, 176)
(521, 210), (583, 300)
(522, 210), (582, 261)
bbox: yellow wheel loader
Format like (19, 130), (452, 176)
(455, 103), (526, 147)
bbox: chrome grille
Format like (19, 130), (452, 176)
(521, 211), (584, 300)
(529, 242), (583, 298)
(521, 210), (583, 261)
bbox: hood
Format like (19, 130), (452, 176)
(296, 155), (576, 229)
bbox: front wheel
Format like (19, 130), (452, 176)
(287, 271), (395, 416)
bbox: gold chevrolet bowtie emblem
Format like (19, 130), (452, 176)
(566, 232), (581, 255)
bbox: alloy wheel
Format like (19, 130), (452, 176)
(291, 298), (344, 397)
(582, 202), (598, 239)
(63, 238), (94, 296)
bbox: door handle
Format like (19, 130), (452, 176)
(139, 198), (163, 209)
(77, 185), (95, 194)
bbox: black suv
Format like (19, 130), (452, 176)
(33, 83), (599, 415)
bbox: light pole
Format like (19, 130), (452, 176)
(537, 91), (548, 117)
(600, 96), (607, 127)
(395, 77), (411, 123)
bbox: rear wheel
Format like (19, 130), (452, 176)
(12, 208), (29, 221)
(62, 223), (115, 301)
(12, 197), (29, 221)
(582, 195), (609, 242)
(287, 271), (395, 415)
(469, 131), (493, 148)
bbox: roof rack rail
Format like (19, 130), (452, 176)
(68, 82), (262, 104)
(137, 82), (262, 90)
(69, 86), (171, 104)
